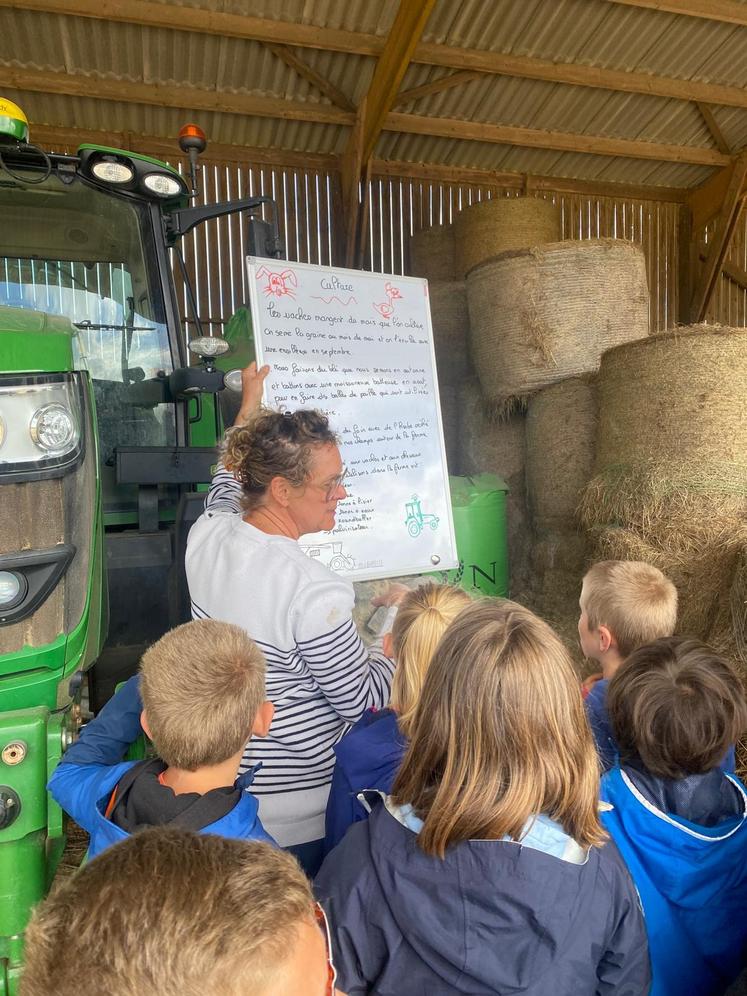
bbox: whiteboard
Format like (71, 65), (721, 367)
(247, 258), (458, 582)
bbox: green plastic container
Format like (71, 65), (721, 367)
(434, 474), (509, 597)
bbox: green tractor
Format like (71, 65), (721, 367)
(0, 97), (281, 993)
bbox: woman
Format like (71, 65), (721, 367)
(316, 599), (651, 995)
(186, 364), (400, 875)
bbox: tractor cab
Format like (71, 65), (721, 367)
(0, 97), (282, 994)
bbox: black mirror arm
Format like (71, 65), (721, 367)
(164, 196), (282, 255)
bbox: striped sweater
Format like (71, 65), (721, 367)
(185, 468), (396, 845)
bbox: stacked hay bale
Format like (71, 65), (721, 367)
(408, 223), (456, 283)
(457, 378), (530, 592)
(454, 196), (561, 279)
(466, 239), (650, 414)
(427, 280), (472, 469)
(524, 377), (598, 646)
(580, 325), (747, 643)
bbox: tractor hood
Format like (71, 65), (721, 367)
(0, 305), (75, 373)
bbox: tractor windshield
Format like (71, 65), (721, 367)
(0, 167), (177, 510)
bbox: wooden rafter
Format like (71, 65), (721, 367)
(372, 158), (688, 201)
(0, 66), (354, 126)
(602, 0), (747, 25)
(356, 0), (437, 165)
(3, 1), (747, 109)
(31, 123), (339, 171)
(696, 101), (731, 155)
(29, 123), (691, 203)
(4, 66), (729, 168)
(340, 0), (435, 265)
(392, 70), (484, 108)
(688, 150), (747, 321)
(385, 112), (730, 167)
(264, 44), (355, 112)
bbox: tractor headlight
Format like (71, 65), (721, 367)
(0, 373), (84, 480)
(0, 571), (25, 609)
(91, 159), (135, 184)
(143, 173), (183, 198)
(30, 403), (77, 454)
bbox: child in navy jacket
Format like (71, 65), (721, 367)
(48, 619), (276, 858)
(601, 636), (747, 996)
(324, 581), (470, 853)
(317, 599), (650, 995)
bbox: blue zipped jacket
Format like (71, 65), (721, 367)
(324, 707), (406, 853)
(601, 765), (747, 996)
(48, 675), (275, 859)
(586, 679), (736, 773)
(316, 796), (650, 995)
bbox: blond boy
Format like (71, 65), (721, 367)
(21, 827), (340, 996)
(48, 620), (275, 858)
(578, 560), (677, 769)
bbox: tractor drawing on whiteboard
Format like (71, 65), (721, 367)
(404, 496), (439, 538)
(302, 541), (355, 572)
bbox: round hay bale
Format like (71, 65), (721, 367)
(591, 324), (747, 495)
(588, 522), (746, 641)
(454, 196), (561, 279)
(466, 239), (650, 412)
(408, 224), (456, 282)
(429, 281), (472, 385)
(458, 378), (526, 489)
(526, 377), (597, 530)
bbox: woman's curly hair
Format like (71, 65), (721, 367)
(222, 409), (339, 512)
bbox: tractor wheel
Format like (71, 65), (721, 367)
(429, 518), (439, 530)
(407, 519), (421, 538)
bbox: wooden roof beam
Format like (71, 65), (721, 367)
(264, 44), (355, 112)
(372, 157), (688, 201)
(340, 0), (435, 265)
(689, 150), (747, 321)
(0, 65), (354, 126)
(356, 0), (437, 165)
(392, 70), (484, 108)
(601, 0), (747, 26)
(695, 101), (732, 155)
(384, 112), (730, 166)
(3, 2), (747, 109)
(3, 66), (730, 170)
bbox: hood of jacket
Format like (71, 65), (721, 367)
(319, 797), (646, 994)
(602, 766), (747, 911)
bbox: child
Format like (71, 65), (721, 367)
(48, 619), (275, 858)
(21, 827), (339, 996)
(601, 636), (747, 996)
(316, 599), (651, 995)
(324, 582), (470, 853)
(579, 560), (678, 769)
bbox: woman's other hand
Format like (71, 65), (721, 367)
(234, 361), (271, 427)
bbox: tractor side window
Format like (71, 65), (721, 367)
(0, 173), (177, 512)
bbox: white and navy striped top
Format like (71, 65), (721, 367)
(185, 468), (396, 845)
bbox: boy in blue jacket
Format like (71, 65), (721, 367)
(49, 619), (276, 858)
(579, 560), (678, 768)
(601, 636), (747, 996)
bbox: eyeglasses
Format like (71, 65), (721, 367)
(307, 467), (347, 501)
(314, 902), (338, 995)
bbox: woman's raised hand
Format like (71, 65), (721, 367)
(234, 361), (271, 427)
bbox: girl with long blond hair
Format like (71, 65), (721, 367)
(323, 581), (470, 853)
(316, 599), (650, 995)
